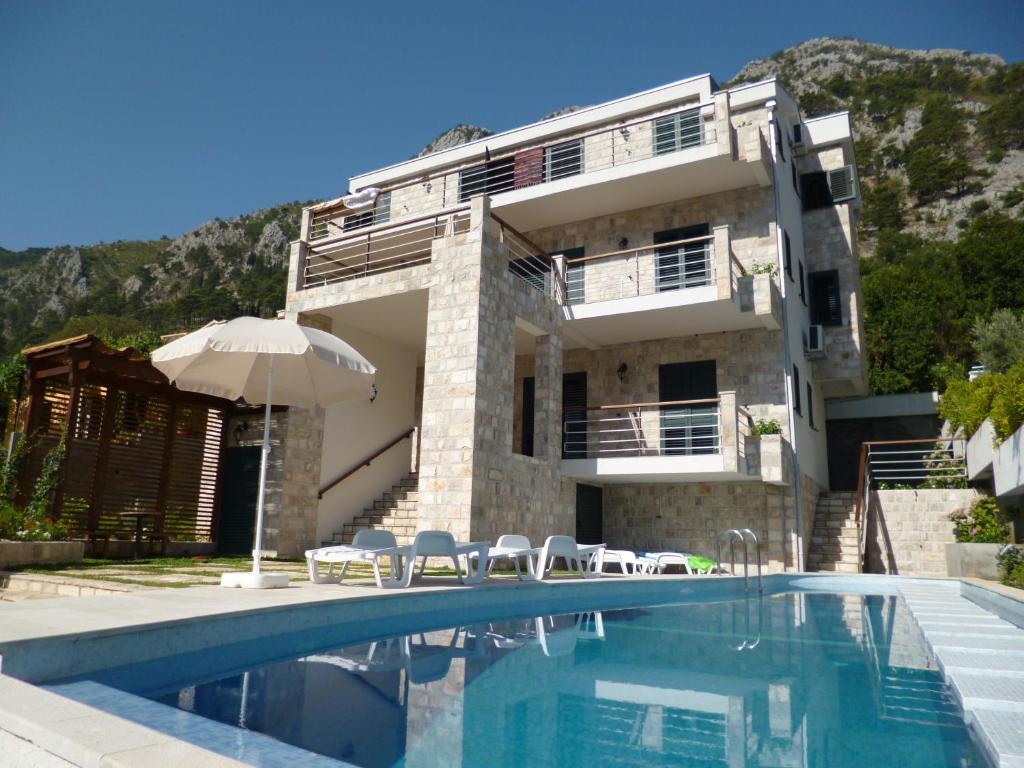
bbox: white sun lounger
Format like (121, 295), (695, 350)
(305, 529), (407, 586)
(406, 530), (490, 586)
(601, 549), (660, 575)
(525, 536), (606, 581)
(481, 534), (535, 578)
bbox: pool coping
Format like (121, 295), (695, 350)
(0, 572), (1020, 767)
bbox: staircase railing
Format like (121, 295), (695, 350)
(318, 427), (417, 499)
(854, 437), (966, 572)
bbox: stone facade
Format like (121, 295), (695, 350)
(865, 488), (980, 577)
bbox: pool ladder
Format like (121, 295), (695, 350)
(716, 528), (763, 595)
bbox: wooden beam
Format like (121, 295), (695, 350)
(209, 409), (229, 547)
(51, 351), (82, 519)
(86, 387), (119, 534)
(153, 401), (178, 538)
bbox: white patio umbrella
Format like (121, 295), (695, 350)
(151, 317), (375, 589)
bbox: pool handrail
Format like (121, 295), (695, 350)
(716, 528), (763, 595)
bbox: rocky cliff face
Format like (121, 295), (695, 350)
(727, 38), (1023, 246)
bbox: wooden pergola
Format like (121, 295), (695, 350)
(10, 335), (235, 542)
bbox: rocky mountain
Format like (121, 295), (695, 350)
(727, 38), (1023, 247)
(0, 202), (308, 357)
(417, 124), (494, 157)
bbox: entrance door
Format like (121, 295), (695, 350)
(654, 223), (711, 292)
(575, 484), (603, 545)
(658, 361), (718, 455)
(217, 446), (261, 555)
(562, 372), (588, 458)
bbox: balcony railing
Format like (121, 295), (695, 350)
(305, 102), (717, 246)
(563, 398), (721, 459)
(302, 207), (469, 288)
(561, 230), (744, 306)
(489, 214), (564, 300)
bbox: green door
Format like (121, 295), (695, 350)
(217, 446), (260, 555)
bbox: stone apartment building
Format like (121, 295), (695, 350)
(267, 74), (867, 572)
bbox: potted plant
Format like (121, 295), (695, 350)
(946, 497), (1009, 579)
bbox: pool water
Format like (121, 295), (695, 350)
(84, 592), (987, 767)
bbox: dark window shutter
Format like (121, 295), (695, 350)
(793, 365), (802, 415)
(784, 231), (792, 279)
(809, 270), (842, 326)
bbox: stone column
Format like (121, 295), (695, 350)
(264, 311), (329, 558)
(416, 196), (492, 541)
(714, 225), (733, 301)
(719, 390), (738, 473)
(532, 333), (563, 460)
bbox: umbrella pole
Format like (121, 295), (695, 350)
(252, 357), (274, 575)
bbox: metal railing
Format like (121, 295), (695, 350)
(854, 438), (967, 572)
(562, 235), (715, 305)
(489, 214), (562, 300)
(716, 528), (763, 594)
(304, 102), (717, 246)
(302, 208), (469, 288)
(562, 398), (720, 459)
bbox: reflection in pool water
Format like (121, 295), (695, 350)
(114, 594), (985, 767)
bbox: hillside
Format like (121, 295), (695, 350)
(1, 37), (1022, 400)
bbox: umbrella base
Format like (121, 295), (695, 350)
(220, 571), (289, 589)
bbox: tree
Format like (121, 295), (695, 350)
(973, 309), (1024, 374)
(861, 176), (906, 232)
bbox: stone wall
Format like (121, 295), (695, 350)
(798, 145), (867, 393)
(865, 488), (980, 577)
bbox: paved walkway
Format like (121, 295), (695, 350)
(899, 580), (1024, 767)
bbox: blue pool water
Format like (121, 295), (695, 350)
(59, 591), (988, 767)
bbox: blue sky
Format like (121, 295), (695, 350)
(1, 0), (1021, 251)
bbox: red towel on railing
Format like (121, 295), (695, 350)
(514, 147), (544, 189)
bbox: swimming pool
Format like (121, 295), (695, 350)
(39, 579), (995, 767)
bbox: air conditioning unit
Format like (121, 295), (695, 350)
(805, 324), (825, 357)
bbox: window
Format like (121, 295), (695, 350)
(653, 110), (703, 156)
(791, 161), (801, 199)
(784, 231), (792, 279)
(342, 191), (391, 231)
(793, 365), (802, 415)
(521, 377), (535, 457)
(544, 139), (583, 181)
(774, 119), (786, 162)
(807, 381), (815, 429)
(559, 246), (585, 305)
(654, 224), (711, 292)
(798, 261), (806, 305)
(459, 157), (515, 202)
(800, 165), (857, 211)
(809, 270), (842, 326)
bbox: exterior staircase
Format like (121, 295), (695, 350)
(324, 472), (420, 547)
(806, 491), (861, 573)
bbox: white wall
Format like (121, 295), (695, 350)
(769, 104), (830, 490)
(316, 321), (420, 545)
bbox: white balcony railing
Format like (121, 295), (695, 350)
(563, 399), (721, 459)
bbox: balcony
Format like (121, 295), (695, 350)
(560, 393), (761, 483)
(304, 99), (769, 252)
(558, 227), (782, 347)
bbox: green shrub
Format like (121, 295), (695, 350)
(752, 419), (782, 435)
(998, 545), (1024, 589)
(0, 439), (70, 542)
(749, 261), (778, 278)
(990, 361), (1024, 442)
(939, 374), (999, 436)
(949, 497), (1009, 543)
